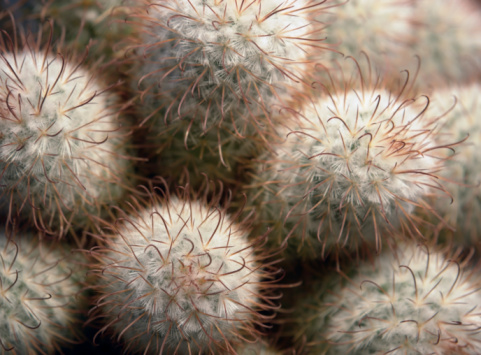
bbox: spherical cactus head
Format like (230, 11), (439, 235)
(130, 0), (332, 133)
(89, 181), (278, 354)
(0, 29), (132, 239)
(0, 229), (86, 354)
(297, 242), (481, 354)
(251, 64), (453, 259)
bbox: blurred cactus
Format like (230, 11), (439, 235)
(429, 83), (481, 246)
(0, 230), (85, 354)
(411, 0), (481, 88)
(317, 0), (414, 75)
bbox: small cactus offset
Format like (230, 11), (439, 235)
(249, 68), (451, 259)
(0, 230), (85, 354)
(89, 185), (277, 354)
(291, 242), (481, 354)
(0, 34), (131, 237)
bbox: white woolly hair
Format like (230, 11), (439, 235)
(0, 46), (128, 233)
(255, 73), (449, 257)
(320, 243), (481, 354)
(133, 0), (328, 129)
(94, 197), (265, 354)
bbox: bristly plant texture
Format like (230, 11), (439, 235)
(429, 83), (481, 246)
(0, 34), (132, 239)
(89, 183), (279, 354)
(129, 0), (331, 134)
(248, 68), (454, 260)
(0, 230), (85, 354)
(292, 242), (481, 354)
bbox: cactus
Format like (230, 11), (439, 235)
(410, 0), (481, 88)
(428, 83), (481, 246)
(316, 0), (414, 76)
(89, 188), (276, 354)
(291, 242), (481, 354)
(130, 0), (329, 133)
(30, 0), (134, 63)
(248, 69), (451, 259)
(0, 230), (85, 354)
(0, 41), (131, 238)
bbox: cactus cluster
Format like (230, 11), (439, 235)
(1, 0), (481, 354)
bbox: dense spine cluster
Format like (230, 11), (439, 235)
(0, 232), (84, 354)
(90, 193), (274, 354)
(0, 45), (129, 236)
(250, 72), (449, 258)
(292, 243), (481, 354)
(131, 0), (328, 132)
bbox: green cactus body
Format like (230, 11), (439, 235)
(91, 196), (272, 354)
(0, 48), (130, 236)
(294, 243), (481, 354)
(34, 0), (134, 62)
(0, 232), (85, 354)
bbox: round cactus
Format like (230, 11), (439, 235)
(0, 42), (131, 237)
(292, 242), (481, 354)
(89, 188), (276, 354)
(410, 0), (481, 88)
(130, 0), (329, 133)
(0, 230), (85, 354)
(248, 70), (452, 259)
(428, 83), (481, 246)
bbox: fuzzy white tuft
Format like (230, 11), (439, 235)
(0, 49), (128, 232)
(96, 198), (262, 354)
(135, 0), (324, 129)
(317, 244), (481, 354)
(255, 87), (443, 257)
